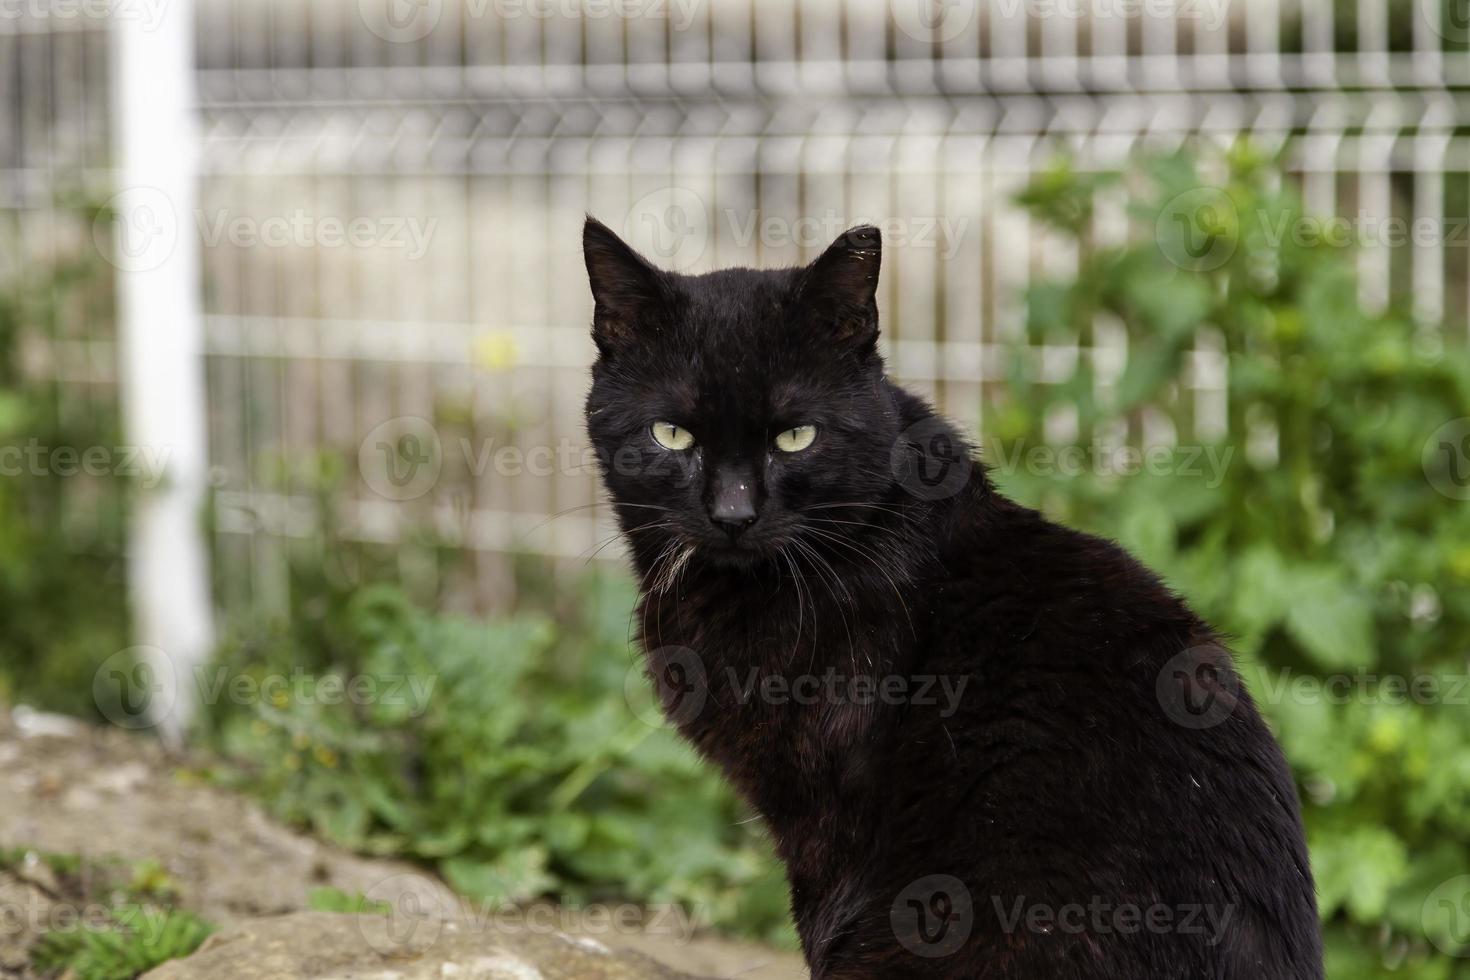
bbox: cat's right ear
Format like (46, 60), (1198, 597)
(584, 216), (664, 355)
(796, 225), (882, 354)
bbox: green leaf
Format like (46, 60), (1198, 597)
(1123, 271), (1214, 342)
(1282, 568), (1376, 669)
(1118, 505), (1176, 566)
(1113, 346), (1181, 410)
(441, 847), (556, 906)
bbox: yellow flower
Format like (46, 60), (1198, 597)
(313, 746), (339, 769)
(1366, 715), (1404, 754)
(473, 332), (519, 372)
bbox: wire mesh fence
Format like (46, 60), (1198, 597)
(4, 0), (1468, 619)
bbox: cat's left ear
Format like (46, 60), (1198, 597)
(797, 225), (882, 352)
(584, 216), (666, 356)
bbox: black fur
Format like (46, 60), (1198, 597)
(582, 217), (1323, 979)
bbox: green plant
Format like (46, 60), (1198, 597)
(306, 886), (389, 914)
(0, 208), (130, 717)
(1008, 145), (1470, 976)
(200, 564), (794, 946)
(8, 849), (212, 980)
(29, 907), (214, 980)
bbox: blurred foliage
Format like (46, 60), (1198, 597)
(0, 229), (130, 717)
(1007, 145), (1470, 976)
(196, 518), (794, 946)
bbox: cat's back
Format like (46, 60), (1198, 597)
(849, 489), (1323, 978)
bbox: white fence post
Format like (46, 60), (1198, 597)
(110, 0), (213, 742)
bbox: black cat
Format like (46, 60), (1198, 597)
(582, 218), (1323, 979)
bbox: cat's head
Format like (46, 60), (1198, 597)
(582, 217), (903, 570)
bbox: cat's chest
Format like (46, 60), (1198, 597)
(640, 581), (917, 797)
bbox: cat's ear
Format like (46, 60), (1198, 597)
(797, 225), (882, 352)
(584, 216), (665, 354)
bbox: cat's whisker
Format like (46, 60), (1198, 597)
(638, 540), (684, 647)
(797, 524), (915, 638)
(777, 545), (810, 664)
(524, 501), (675, 539)
(787, 537), (857, 668)
(800, 501), (921, 527)
(799, 515), (909, 544)
(652, 544), (695, 597)
(581, 520), (678, 564)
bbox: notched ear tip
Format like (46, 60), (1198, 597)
(837, 224), (882, 253)
(814, 225), (882, 279)
(798, 223), (883, 351)
(808, 223), (882, 294)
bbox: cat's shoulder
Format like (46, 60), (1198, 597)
(930, 490), (1203, 651)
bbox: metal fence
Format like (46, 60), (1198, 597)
(6, 0), (1468, 626)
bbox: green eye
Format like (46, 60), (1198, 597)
(774, 425), (817, 453)
(651, 421), (695, 451)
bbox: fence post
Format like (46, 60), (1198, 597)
(110, 0), (213, 742)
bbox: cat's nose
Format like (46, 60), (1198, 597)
(707, 465), (760, 538)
